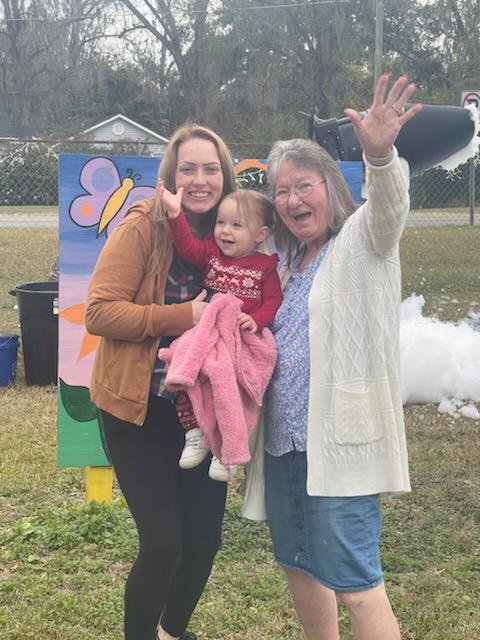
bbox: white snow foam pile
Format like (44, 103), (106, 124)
(400, 294), (480, 419)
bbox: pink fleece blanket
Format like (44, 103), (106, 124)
(158, 293), (277, 465)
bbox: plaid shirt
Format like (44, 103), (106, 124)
(150, 253), (203, 399)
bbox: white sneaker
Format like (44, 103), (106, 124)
(208, 456), (238, 482)
(179, 428), (210, 469)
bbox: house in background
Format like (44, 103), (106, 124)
(75, 113), (169, 155)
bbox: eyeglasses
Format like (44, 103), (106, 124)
(274, 180), (326, 205)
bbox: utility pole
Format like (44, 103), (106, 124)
(374, 0), (384, 87)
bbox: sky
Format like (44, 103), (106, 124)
(400, 294), (480, 420)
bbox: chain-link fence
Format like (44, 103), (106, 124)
(1, 138), (479, 324)
(1, 138), (479, 222)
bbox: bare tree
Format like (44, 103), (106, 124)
(0, 0), (111, 130)
(115, 0), (212, 123)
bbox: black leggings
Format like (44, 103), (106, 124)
(101, 395), (227, 640)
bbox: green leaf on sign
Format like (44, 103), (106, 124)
(59, 378), (98, 422)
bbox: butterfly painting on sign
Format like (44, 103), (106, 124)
(69, 156), (156, 237)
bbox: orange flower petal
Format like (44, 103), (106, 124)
(60, 303), (86, 325)
(78, 332), (100, 360)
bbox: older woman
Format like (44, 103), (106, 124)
(245, 74), (422, 639)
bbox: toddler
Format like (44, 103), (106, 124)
(158, 182), (282, 480)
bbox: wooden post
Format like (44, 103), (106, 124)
(85, 466), (113, 503)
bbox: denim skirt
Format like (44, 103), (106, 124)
(265, 451), (384, 592)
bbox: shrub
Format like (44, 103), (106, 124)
(0, 142), (58, 206)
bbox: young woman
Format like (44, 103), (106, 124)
(86, 124), (237, 640)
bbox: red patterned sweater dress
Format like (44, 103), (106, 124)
(167, 211), (282, 331)
(167, 211), (282, 434)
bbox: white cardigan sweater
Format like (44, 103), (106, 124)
(242, 148), (411, 521)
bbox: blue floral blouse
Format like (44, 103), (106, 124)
(264, 241), (330, 455)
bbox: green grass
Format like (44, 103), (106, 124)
(1, 390), (479, 639)
(1, 230), (58, 333)
(400, 226), (480, 319)
(1, 225), (479, 639)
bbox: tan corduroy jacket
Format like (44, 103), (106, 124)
(85, 200), (194, 426)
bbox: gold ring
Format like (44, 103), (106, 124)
(392, 104), (405, 116)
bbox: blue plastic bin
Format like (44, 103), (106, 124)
(0, 333), (19, 386)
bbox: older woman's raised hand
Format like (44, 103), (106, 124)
(344, 73), (423, 159)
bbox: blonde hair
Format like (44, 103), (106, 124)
(220, 190), (275, 231)
(267, 138), (357, 264)
(148, 124), (237, 273)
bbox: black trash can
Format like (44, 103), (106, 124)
(10, 281), (58, 385)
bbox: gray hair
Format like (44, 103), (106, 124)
(267, 138), (357, 263)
